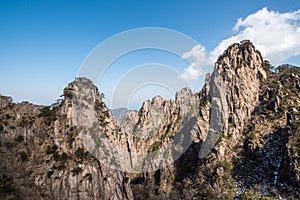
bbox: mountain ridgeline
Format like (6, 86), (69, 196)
(0, 40), (299, 199)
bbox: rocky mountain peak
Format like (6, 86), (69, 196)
(151, 95), (164, 103)
(1, 40), (299, 199)
(212, 40), (267, 141)
(216, 40), (266, 82)
(218, 40), (263, 66)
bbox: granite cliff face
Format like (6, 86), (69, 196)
(0, 79), (133, 200)
(124, 40), (269, 199)
(0, 41), (299, 199)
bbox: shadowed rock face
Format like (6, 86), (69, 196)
(111, 107), (132, 125)
(0, 78), (133, 200)
(212, 40), (267, 158)
(1, 40), (300, 199)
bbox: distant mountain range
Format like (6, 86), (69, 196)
(110, 107), (132, 124)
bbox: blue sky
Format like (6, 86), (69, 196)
(0, 0), (300, 109)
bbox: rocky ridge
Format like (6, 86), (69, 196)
(0, 40), (299, 199)
(0, 79), (133, 200)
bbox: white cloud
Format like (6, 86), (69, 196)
(181, 7), (300, 80)
(179, 44), (213, 80)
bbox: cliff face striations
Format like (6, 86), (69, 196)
(0, 40), (299, 199)
(0, 79), (133, 200)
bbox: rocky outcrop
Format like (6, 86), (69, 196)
(0, 95), (12, 109)
(122, 40), (268, 198)
(233, 63), (300, 198)
(0, 77), (133, 200)
(1, 40), (300, 200)
(216, 40), (266, 139)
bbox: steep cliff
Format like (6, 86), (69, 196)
(123, 41), (300, 199)
(1, 40), (299, 200)
(0, 78), (133, 200)
(232, 64), (300, 198)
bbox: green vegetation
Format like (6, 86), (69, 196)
(260, 105), (271, 115)
(260, 197), (273, 200)
(50, 151), (68, 170)
(17, 117), (32, 127)
(275, 64), (300, 74)
(47, 170), (54, 178)
(39, 106), (52, 117)
(67, 128), (78, 147)
(0, 175), (19, 197)
(197, 185), (217, 199)
(39, 106), (57, 124)
(123, 177), (130, 184)
(15, 135), (24, 143)
(100, 92), (105, 99)
(63, 89), (73, 98)
(199, 99), (208, 108)
(262, 60), (274, 72)
(218, 160), (232, 172)
(291, 121), (300, 131)
(52, 151), (60, 161)
(71, 167), (83, 176)
(56, 164), (66, 170)
(150, 141), (162, 152)
(240, 189), (254, 200)
(75, 147), (89, 160)
(94, 99), (102, 110)
(84, 173), (92, 182)
(45, 144), (58, 155)
(0, 175), (13, 192)
(60, 152), (69, 161)
(245, 132), (257, 141)
(5, 114), (11, 120)
(19, 151), (28, 161)
(204, 153), (214, 161)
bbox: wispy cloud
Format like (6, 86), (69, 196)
(179, 44), (213, 80)
(181, 7), (300, 80)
